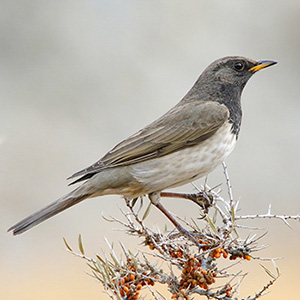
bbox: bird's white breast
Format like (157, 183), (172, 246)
(130, 121), (237, 193)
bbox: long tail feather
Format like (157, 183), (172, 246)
(8, 187), (91, 235)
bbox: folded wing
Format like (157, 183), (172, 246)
(68, 101), (229, 184)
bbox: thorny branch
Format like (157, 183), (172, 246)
(64, 163), (299, 300)
(235, 204), (300, 228)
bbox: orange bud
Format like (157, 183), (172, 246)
(129, 274), (135, 281)
(123, 286), (129, 295)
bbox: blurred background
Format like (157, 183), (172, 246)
(1, 1), (300, 299)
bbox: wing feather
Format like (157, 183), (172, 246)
(68, 101), (229, 183)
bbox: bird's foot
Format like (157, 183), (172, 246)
(160, 191), (214, 213)
(149, 193), (201, 247)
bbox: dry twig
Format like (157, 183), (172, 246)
(63, 163), (299, 299)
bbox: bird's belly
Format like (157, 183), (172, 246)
(130, 122), (237, 193)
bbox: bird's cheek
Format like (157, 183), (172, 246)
(218, 72), (236, 85)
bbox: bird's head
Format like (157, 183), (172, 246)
(204, 56), (277, 87)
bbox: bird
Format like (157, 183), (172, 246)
(8, 56), (277, 236)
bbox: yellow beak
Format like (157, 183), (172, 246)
(249, 60), (277, 72)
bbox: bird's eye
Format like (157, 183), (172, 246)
(233, 61), (245, 71)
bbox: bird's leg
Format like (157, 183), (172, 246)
(160, 191), (214, 213)
(148, 192), (199, 245)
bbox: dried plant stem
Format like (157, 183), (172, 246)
(63, 163), (298, 300)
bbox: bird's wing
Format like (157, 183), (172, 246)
(68, 101), (229, 184)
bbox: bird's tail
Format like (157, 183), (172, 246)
(8, 185), (92, 235)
